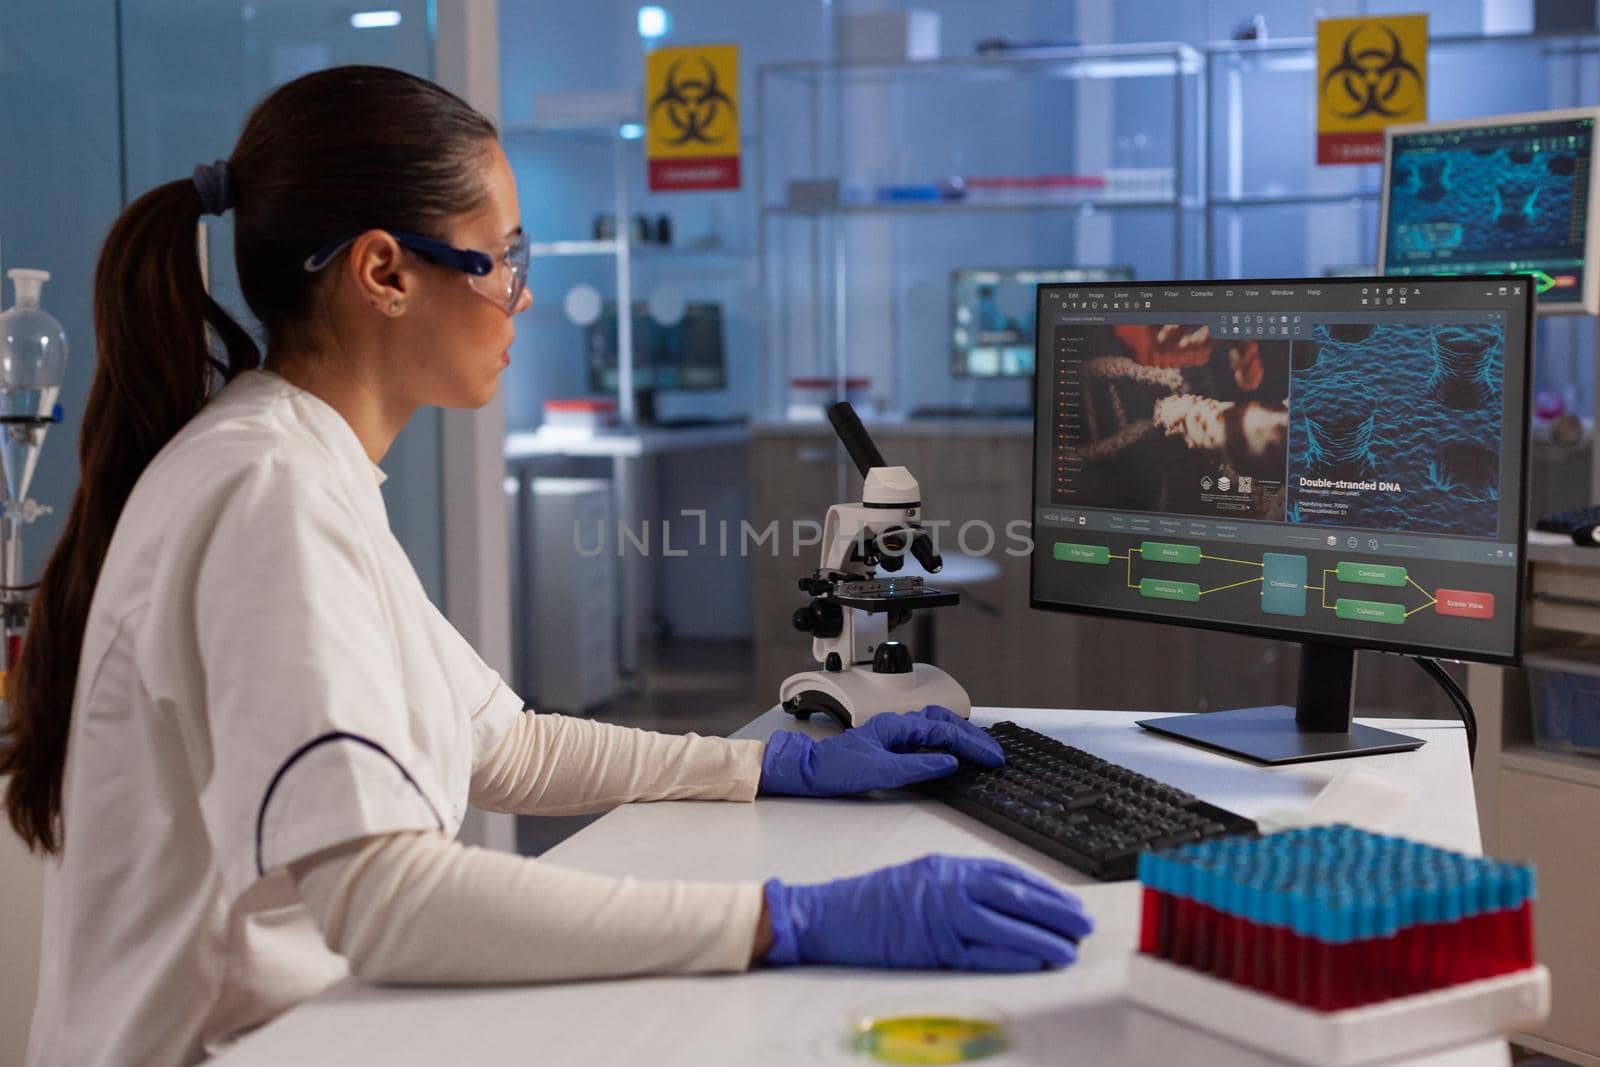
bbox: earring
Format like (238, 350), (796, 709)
(388, 298), (404, 315)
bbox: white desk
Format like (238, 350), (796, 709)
(214, 708), (1503, 1067)
(505, 425), (750, 674)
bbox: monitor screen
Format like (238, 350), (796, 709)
(586, 301), (726, 392)
(952, 267), (1134, 378)
(1031, 277), (1531, 665)
(1381, 109), (1600, 313)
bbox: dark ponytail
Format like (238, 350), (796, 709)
(3, 66), (496, 852)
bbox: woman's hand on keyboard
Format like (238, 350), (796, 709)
(758, 706), (1004, 797)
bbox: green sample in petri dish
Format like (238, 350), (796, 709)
(850, 1014), (1007, 1064)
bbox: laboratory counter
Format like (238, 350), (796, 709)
(212, 706), (1499, 1066)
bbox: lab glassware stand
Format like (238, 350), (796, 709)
(0, 268), (68, 715)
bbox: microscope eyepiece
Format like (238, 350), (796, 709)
(876, 528), (909, 572)
(910, 531), (943, 573)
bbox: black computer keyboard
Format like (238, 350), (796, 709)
(922, 721), (1258, 881)
(1534, 504), (1600, 534)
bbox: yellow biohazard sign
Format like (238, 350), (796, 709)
(1316, 15), (1427, 165)
(645, 43), (740, 191)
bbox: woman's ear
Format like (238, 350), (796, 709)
(345, 229), (413, 315)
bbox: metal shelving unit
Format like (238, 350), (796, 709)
(504, 122), (646, 422)
(755, 42), (1206, 422)
(504, 123), (758, 425)
(761, 196), (1201, 216)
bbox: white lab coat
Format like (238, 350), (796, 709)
(27, 370), (525, 1065)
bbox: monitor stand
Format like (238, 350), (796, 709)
(1136, 642), (1425, 766)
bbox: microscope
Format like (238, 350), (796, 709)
(779, 402), (972, 729)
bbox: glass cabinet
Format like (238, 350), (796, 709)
(502, 123), (760, 431)
(754, 33), (1600, 427)
(756, 44), (1206, 420)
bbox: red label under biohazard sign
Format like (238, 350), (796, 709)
(1318, 131), (1389, 165)
(647, 157), (741, 192)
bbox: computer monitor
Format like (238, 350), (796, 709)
(585, 301), (727, 393)
(1032, 276), (1532, 764)
(952, 267), (1134, 378)
(1380, 108), (1600, 314)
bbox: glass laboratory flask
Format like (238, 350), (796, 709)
(0, 269), (68, 503)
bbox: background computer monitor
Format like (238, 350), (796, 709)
(952, 266), (1134, 378)
(586, 301), (727, 392)
(1031, 276), (1532, 763)
(1380, 107), (1600, 314)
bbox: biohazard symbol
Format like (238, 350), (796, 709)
(1321, 23), (1423, 120)
(649, 58), (737, 146)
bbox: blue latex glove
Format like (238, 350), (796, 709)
(759, 706), (1004, 797)
(762, 854), (1093, 971)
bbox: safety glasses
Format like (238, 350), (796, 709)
(304, 228), (529, 314)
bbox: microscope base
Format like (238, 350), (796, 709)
(779, 663), (972, 730)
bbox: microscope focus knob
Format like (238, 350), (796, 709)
(792, 600), (843, 638)
(872, 640), (913, 675)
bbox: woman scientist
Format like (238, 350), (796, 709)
(2, 66), (1091, 1066)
